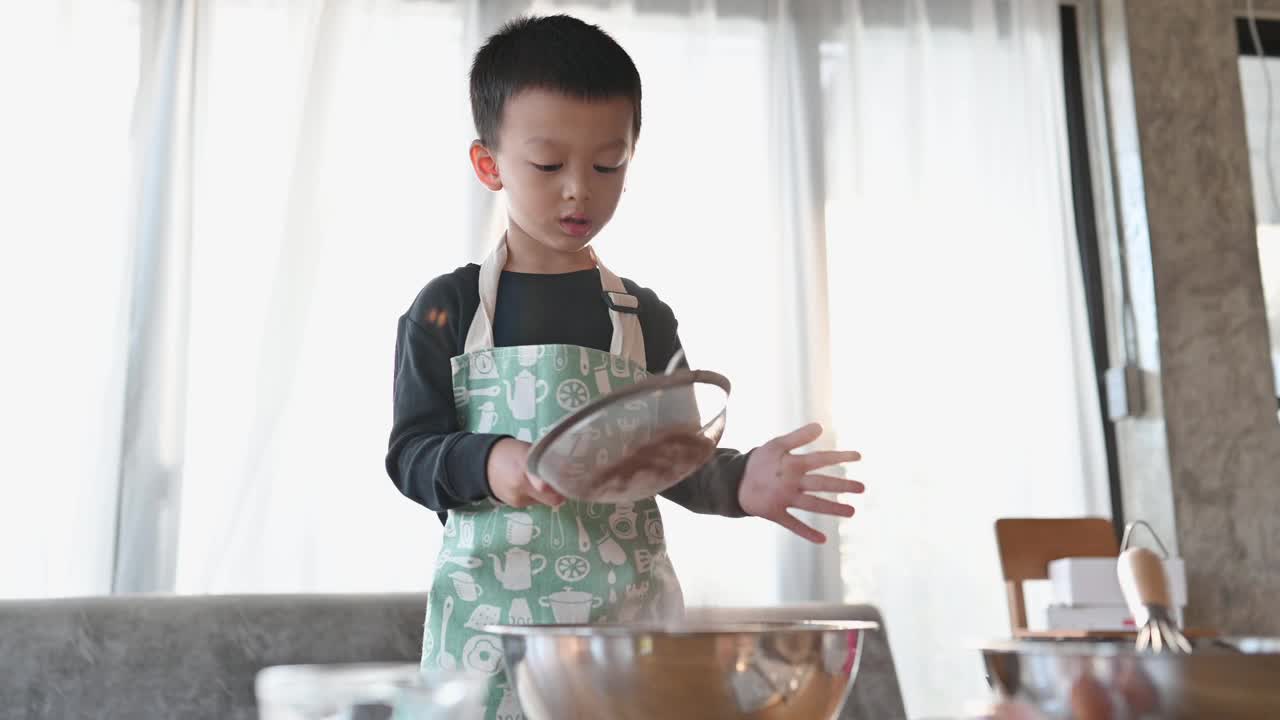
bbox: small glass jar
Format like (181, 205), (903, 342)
(255, 662), (486, 720)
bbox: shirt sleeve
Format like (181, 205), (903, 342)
(385, 273), (509, 521)
(627, 281), (752, 518)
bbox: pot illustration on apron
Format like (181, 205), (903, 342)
(420, 238), (684, 719)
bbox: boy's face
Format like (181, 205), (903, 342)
(471, 88), (634, 259)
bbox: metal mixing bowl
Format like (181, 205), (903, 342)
(482, 620), (877, 720)
(982, 637), (1280, 719)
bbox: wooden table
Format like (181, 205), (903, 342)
(1013, 627), (1218, 641)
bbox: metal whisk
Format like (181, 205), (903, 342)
(1117, 521), (1192, 654)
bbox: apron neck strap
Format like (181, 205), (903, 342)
(463, 236), (648, 367)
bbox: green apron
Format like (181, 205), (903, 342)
(420, 238), (684, 720)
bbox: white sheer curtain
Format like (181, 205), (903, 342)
(825, 1), (1109, 715)
(173, 1), (478, 592)
(1239, 55), (1280, 390)
(0, 2), (139, 598)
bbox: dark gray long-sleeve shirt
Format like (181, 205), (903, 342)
(386, 264), (751, 525)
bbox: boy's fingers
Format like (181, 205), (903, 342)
(773, 511), (826, 544)
(526, 477), (564, 507)
(792, 494), (856, 518)
(795, 450), (862, 473)
(771, 422), (823, 452)
(801, 474), (865, 494)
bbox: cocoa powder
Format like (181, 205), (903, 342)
(588, 429), (715, 496)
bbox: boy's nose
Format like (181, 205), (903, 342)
(562, 171), (591, 201)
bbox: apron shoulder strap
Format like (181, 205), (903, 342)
(462, 240), (504, 354)
(589, 248), (646, 366)
(462, 238), (649, 369)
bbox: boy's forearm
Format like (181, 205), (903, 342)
(658, 448), (752, 517)
(388, 300), (505, 513)
(386, 429), (508, 511)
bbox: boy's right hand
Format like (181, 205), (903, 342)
(486, 438), (566, 508)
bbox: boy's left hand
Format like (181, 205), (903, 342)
(738, 422), (864, 544)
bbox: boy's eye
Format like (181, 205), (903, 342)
(532, 163), (562, 172)
(594, 164), (623, 174)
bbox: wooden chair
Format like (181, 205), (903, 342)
(994, 517), (1118, 638)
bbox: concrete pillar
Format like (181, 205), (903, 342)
(1103, 0), (1280, 632)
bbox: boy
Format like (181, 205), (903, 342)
(386, 14), (864, 718)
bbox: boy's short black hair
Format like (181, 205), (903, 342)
(469, 14), (642, 149)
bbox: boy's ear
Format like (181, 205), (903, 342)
(470, 140), (503, 191)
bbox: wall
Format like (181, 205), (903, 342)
(1102, 0), (1280, 632)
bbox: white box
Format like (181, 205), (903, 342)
(1047, 556), (1187, 607)
(1045, 604), (1136, 631)
(1045, 604), (1184, 632)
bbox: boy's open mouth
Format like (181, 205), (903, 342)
(559, 214), (592, 238)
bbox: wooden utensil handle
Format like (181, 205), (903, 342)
(1117, 547), (1172, 610)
